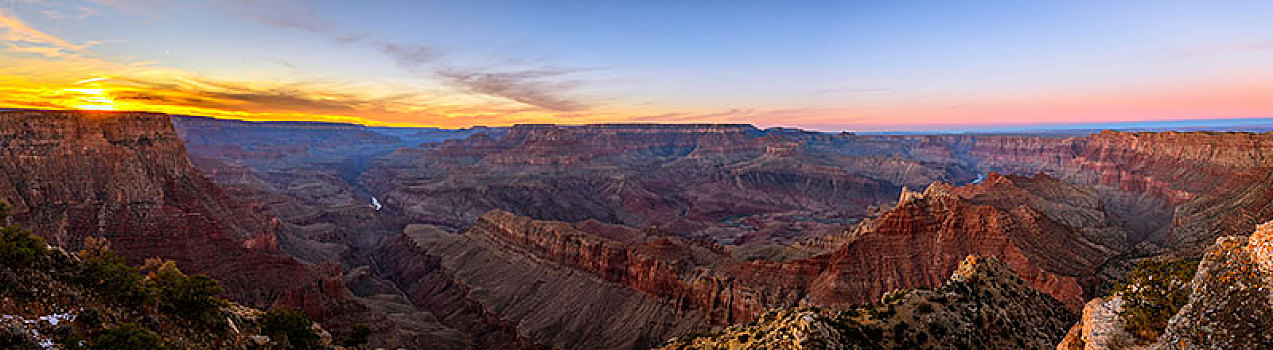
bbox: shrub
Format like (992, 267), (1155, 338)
(0, 203), (48, 268)
(342, 323), (370, 348)
(262, 307), (319, 349)
(90, 323), (166, 350)
(142, 259), (227, 325)
(1114, 259), (1198, 340)
(77, 237), (149, 305)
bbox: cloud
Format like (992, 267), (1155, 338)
(97, 76), (422, 115)
(231, 0), (332, 33)
(88, 0), (170, 15)
(372, 41), (437, 68)
(638, 108), (754, 122)
(0, 9), (87, 58)
(225, 0), (437, 68)
(222, 0), (593, 111)
(2, 0), (606, 125)
(437, 68), (589, 112)
(40, 6), (99, 21)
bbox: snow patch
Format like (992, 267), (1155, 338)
(3, 312), (78, 349)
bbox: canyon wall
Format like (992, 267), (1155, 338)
(0, 111), (360, 324)
(165, 117), (1273, 349)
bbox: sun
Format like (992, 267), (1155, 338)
(62, 78), (117, 111)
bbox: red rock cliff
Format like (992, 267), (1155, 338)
(0, 110), (358, 320)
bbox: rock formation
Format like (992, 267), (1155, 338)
(110, 115), (1273, 348)
(803, 173), (1121, 310)
(360, 123), (904, 243)
(0, 111), (468, 349)
(660, 256), (1076, 350)
(374, 219), (716, 349)
(371, 172), (1121, 348)
(1058, 220), (1273, 349)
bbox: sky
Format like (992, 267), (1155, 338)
(2, 0), (1273, 131)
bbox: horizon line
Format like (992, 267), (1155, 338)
(5, 107), (1273, 134)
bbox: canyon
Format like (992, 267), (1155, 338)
(5, 110), (1273, 349)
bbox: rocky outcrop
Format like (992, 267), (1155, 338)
(1055, 296), (1140, 350)
(1058, 220), (1273, 350)
(660, 256), (1076, 350)
(965, 132), (1273, 254)
(374, 174), (1120, 348)
(0, 111), (273, 246)
(374, 223), (711, 350)
(0, 111), (358, 323)
(1152, 222), (1273, 349)
(807, 173), (1121, 310)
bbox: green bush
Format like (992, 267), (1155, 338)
(77, 237), (149, 306)
(1114, 259), (1198, 340)
(90, 323), (166, 350)
(262, 307), (319, 349)
(0, 204), (48, 268)
(143, 259), (227, 325)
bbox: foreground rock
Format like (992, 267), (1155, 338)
(0, 226), (335, 349)
(660, 256), (1075, 349)
(1058, 220), (1273, 349)
(1153, 220), (1273, 348)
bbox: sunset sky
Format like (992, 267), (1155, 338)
(3, 0), (1273, 130)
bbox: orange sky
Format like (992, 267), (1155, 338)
(3, 1), (1273, 131)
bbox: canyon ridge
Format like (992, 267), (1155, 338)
(5, 110), (1273, 349)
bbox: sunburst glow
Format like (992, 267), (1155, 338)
(61, 86), (115, 110)
(2, 2), (1273, 131)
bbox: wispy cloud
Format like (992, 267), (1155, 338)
(0, 0), (628, 126)
(0, 8), (86, 58)
(436, 68), (589, 112)
(631, 108), (755, 122)
(40, 6), (99, 21)
(87, 0), (169, 15)
(222, 0), (591, 112)
(375, 41), (436, 68)
(225, 0), (438, 68)
(0, 4), (595, 127)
